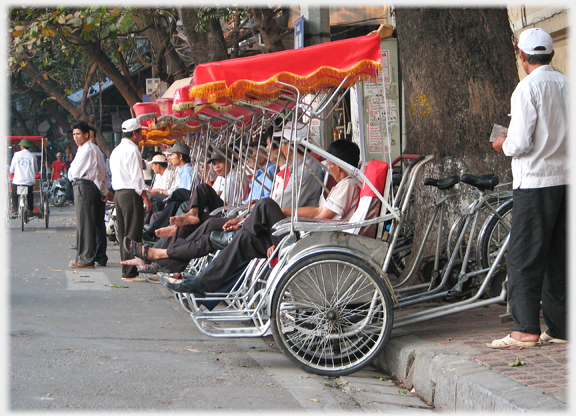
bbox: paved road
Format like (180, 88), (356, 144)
(7, 205), (433, 412)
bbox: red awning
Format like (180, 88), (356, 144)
(189, 34), (383, 104)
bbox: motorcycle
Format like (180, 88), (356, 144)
(105, 201), (118, 243)
(52, 171), (70, 207)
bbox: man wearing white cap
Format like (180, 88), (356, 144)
(109, 118), (152, 280)
(489, 28), (569, 349)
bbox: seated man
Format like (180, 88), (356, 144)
(144, 153), (178, 225)
(125, 140), (360, 293)
(141, 142), (193, 239)
(125, 146), (250, 269)
(121, 128), (322, 273)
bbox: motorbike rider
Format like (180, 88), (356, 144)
(51, 152), (67, 181)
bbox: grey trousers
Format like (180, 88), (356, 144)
(73, 180), (96, 265)
(507, 185), (567, 340)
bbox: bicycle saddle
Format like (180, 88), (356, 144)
(460, 174), (499, 191)
(423, 175), (460, 190)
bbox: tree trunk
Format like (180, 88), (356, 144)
(178, 7), (228, 66)
(393, 7), (519, 281)
(250, 7), (286, 54)
(70, 30), (143, 107)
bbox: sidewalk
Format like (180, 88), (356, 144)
(373, 302), (569, 412)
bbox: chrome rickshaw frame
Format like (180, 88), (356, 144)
(135, 34), (511, 376)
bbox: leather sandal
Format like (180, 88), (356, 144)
(123, 237), (150, 260)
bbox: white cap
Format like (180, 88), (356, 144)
(121, 118), (143, 133)
(273, 121), (309, 141)
(151, 154), (167, 163)
(517, 28), (553, 55)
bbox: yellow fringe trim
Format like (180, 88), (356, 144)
(189, 60), (381, 104)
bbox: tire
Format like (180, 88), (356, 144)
(477, 199), (513, 270)
(44, 199), (50, 228)
(271, 252), (394, 377)
(20, 204), (26, 232)
(53, 193), (67, 207)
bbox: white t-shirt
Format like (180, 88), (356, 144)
(319, 176), (361, 221)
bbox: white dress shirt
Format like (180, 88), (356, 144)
(68, 141), (108, 195)
(10, 148), (37, 186)
(503, 65), (569, 189)
(109, 138), (147, 195)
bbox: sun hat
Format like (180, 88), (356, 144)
(151, 154), (168, 163)
(166, 142), (190, 155)
(18, 139), (34, 148)
(517, 28), (553, 55)
(121, 118), (144, 133)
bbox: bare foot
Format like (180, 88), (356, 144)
(121, 258), (146, 266)
(170, 213), (199, 227)
(155, 225), (176, 238)
(510, 330), (540, 343)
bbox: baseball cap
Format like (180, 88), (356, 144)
(151, 154), (167, 163)
(207, 147), (228, 164)
(517, 28), (553, 55)
(121, 118), (143, 133)
(273, 121), (309, 141)
(166, 142), (190, 155)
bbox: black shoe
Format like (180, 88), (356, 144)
(70, 244), (77, 250)
(209, 230), (238, 249)
(161, 274), (207, 295)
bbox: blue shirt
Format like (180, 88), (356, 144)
(177, 163), (194, 191)
(243, 162), (276, 204)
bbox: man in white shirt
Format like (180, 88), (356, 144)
(67, 121), (109, 268)
(144, 154), (178, 225)
(88, 125), (112, 266)
(110, 118), (152, 280)
(10, 138), (38, 217)
(489, 28), (569, 349)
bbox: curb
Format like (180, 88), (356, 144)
(373, 330), (568, 412)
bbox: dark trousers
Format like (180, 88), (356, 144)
(144, 193), (168, 225)
(73, 180), (96, 265)
(11, 184), (34, 212)
(156, 217), (230, 272)
(142, 189), (190, 240)
(115, 189), (145, 277)
(92, 185), (107, 265)
(198, 198), (286, 292)
(507, 185), (567, 340)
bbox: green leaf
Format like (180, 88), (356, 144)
(508, 358), (525, 367)
(107, 284), (129, 288)
(100, 27), (109, 38)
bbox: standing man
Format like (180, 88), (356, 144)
(109, 118), (152, 280)
(67, 121), (109, 268)
(488, 28), (569, 348)
(50, 152), (67, 181)
(89, 125), (112, 266)
(10, 138), (38, 217)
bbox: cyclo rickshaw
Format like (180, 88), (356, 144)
(7, 136), (50, 231)
(133, 33), (512, 376)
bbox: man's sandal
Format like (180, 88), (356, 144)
(486, 334), (538, 349)
(540, 332), (567, 344)
(136, 262), (168, 274)
(123, 237), (150, 260)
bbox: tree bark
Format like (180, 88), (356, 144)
(250, 7), (286, 54)
(393, 7), (519, 281)
(178, 7), (228, 66)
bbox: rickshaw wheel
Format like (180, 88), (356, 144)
(44, 198), (50, 228)
(271, 252), (394, 377)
